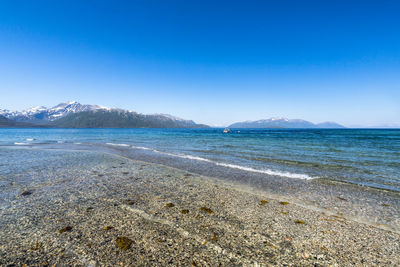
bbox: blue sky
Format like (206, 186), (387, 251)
(0, 0), (399, 127)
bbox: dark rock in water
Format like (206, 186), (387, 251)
(104, 226), (114, 231)
(116, 236), (133, 251)
(86, 207), (94, 212)
(165, 203), (175, 208)
(122, 172), (129, 175)
(58, 226), (72, 234)
(21, 190), (32, 196)
(180, 209), (189, 214)
(199, 207), (214, 214)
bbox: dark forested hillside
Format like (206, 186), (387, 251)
(50, 110), (208, 128)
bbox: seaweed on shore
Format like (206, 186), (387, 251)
(199, 207), (214, 214)
(279, 201), (290, 205)
(210, 233), (219, 242)
(260, 199), (268, 206)
(165, 203), (175, 208)
(124, 199), (135, 205)
(116, 236), (133, 251)
(180, 209), (189, 214)
(295, 219), (306, 224)
(58, 226), (72, 234)
(31, 241), (41, 251)
(104, 226), (114, 231)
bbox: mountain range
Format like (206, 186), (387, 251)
(0, 101), (208, 128)
(1, 102), (346, 129)
(228, 117), (345, 128)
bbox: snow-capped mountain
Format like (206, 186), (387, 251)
(0, 101), (110, 123)
(0, 101), (206, 128)
(229, 117), (344, 128)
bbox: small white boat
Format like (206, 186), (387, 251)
(223, 128), (230, 133)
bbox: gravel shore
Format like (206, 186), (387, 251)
(1, 148), (399, 266)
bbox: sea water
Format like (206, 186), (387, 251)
(1, 128), (399, 192)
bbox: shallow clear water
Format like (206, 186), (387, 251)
(1, 128), (400, 192)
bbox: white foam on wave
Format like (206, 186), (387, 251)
(14, 142), (29, 145)
(74, 142), (82, 145)
(106, 142), (131, 147)
(57, 140), (64, 143)
(214, 162), (314, 179)
(25, 138), (35, 141)
(119, 144), (315, 180)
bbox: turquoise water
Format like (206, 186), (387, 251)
(1, 128), (400, 192)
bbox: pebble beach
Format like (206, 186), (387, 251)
(1, 148), (399, 266)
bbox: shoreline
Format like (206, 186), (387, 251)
(1, 148), (399, 266)
(4, 144), (400, 233)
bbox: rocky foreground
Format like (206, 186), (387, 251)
(0, 149), (399, 266)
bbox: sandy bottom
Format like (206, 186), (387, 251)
(0, 148), (399, 266)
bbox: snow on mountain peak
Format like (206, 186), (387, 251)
(1, 101), (110, 122)
(270, 117), (289, 121)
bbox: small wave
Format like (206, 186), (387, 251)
(121, 144), (315, 180)
(25, 138), (35, 141)
(57, 141), (65, 144)
(14, 142), (29, 145)
(106, 143), (131, 147)
(135, 146), (152, 150)
(214, 162), (314, 180)
(74, 142), (82, 145)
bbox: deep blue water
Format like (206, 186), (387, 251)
(1, 128), (399, 192)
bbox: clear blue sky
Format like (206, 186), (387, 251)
(1, 0), (399, 127)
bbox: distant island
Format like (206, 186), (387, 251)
(229, 117), (345, 129)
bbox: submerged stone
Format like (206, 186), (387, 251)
(116, 236), (133, 251)
(58, 226), (72, 234)
(124, 199), (135, 205)
(86, 207), (94, 212)
(180, 209), (189, 214)
(199, 207), (214, 214)
(104, 226), (114, 231)
(165, 203), (175, 208)
(21, 190), (32, 196)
